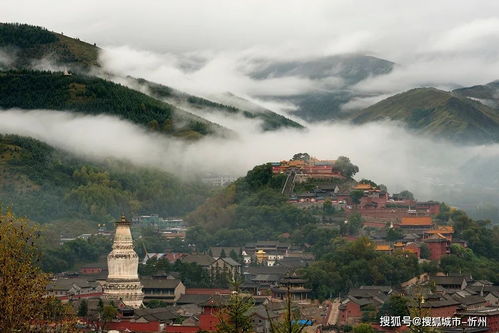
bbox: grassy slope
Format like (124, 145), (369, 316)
(0, 70), (226, 139)
(351, 88), (499, 143)
(453, 81), (499, 109)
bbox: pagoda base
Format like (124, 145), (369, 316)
(103, 279), (144, 308)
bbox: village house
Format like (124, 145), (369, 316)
(457, 307), (499, 333)
(142, 252), (187, 265)
(430, 275), (471, 290)
(181, 254), (215, 270)
(141, 274), (186, 304)
(46, 278), (102, 299)
(79, 262), (107, 275)
(210, 257), (241, 280)
(418, 298), (461, 318)
(208, 246), (241, 260)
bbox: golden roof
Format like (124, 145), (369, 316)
(375, 244), (392, 251)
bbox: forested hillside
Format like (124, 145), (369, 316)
(185, 163), (316, 248)
(0, 23), (99, 70)
(0, 71), (226, 139)
(0, 134), (213, 222)
(134, 78), (303, 131)
(0, 23), (302, 133)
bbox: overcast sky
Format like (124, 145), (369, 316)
(4, 0), (499, 97)
(3, 0), (499, 59)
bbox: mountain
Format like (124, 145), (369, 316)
(249, 54), (394, 122)
(250, 54), (394, 84)
(0, 134), (212, 222)
(0, 23), (99, 70)
(0, 70), (227, 139)
(453, 80), (499, 110)
(350, 88), (499, 143)
(132, 78), (303, 131)
(0, 22), (300, 132)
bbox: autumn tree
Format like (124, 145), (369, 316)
(0, 209), (50, 332)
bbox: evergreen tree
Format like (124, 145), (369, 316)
(217, 293), (254, 333)
(78, 299), (88, 317)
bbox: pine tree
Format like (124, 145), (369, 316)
(217, 292), (254, 333)
(78, 299), (88, 317)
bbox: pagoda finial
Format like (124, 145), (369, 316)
(117, 214), (131, 225)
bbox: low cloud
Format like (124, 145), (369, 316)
(1, 109), (499, 216)
(99, 46), (320, 98)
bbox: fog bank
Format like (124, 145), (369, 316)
(1, 109), (498, 217)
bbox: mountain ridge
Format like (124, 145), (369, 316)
(350, 87), (499, 143)
(0, 22), (302, 132)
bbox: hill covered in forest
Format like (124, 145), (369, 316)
(0, 23), (99, 70)
(0, 134), (212, 223)
(0, 23), (302, 132)
(350, 87), (499, 143)
(0, 70), (227, 139)
(133, 78), (303, 131)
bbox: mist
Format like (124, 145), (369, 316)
(5, 1), (499, 109)
(2, 0), (499, 221)
(1, 108), (498, 219)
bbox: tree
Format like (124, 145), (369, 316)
(419, 243), (431, 259)
(292, 153), (310, 161)
(323, 200), (335, 215)
(229, 249), (240, 263)
(396, 190), (414, 200)
(78, 299), (88, 317)
(266, 287), (308, 333)
(343, 213), (363, 235)
(217, 293), (254, 333)
(220, 248), (227, 258)
(334, 156), (359, 178)
(100, 304), (118, 331)
(378, 295), (409, 318)
(378, 184), (388, 192)
(246, 164), (273, 190)
(359, 179), (377, 188)
(39, 296), (79, 332)
(0, 209), (50, 332)
(386, 228), (404, 242)
(353, 323), (375, 333)
(350, 190), (364, 204)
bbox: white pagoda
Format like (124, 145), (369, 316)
(103, 215), (144, 308)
